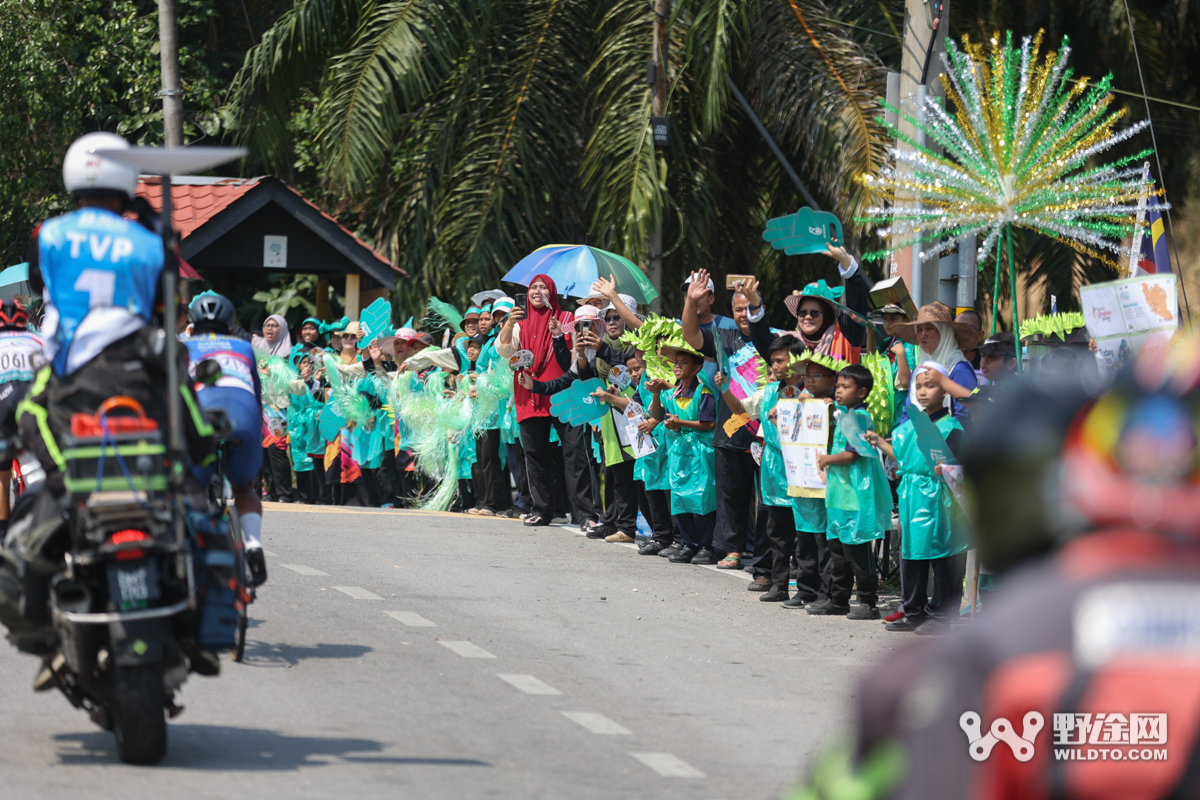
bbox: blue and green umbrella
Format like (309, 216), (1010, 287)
(502, 245), (659, 304)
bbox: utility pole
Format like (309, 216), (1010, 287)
(647, 0), (669, 313)
(159, 0), (184, 147)
(896, 0), (948, 308)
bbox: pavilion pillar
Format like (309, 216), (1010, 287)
(344, 272), (360, 320)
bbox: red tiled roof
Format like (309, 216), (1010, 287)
(135, 176), (403, 276)
(137, 176), (260, 240)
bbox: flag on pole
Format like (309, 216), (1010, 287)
(1134, 196), (1173, 276)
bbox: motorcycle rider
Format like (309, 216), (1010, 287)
(182, 291), (268, 585)
(0, 298), (43, 537)
(793, 341), (1200, 799)
(0, 132), (211, 640)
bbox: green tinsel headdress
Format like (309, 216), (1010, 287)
(619, 315), (701, 382)
(423, 297), (464, 334)
(795, 350), (846, 373)
(860, 352), (894, 437)
(1019, 312), (1086, 341)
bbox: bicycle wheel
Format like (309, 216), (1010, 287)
(227, 505), (251, 663)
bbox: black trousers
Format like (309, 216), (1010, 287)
(506, 442), (531, 510)
(713, 448), (757, 555)
(395, 450), (420, 507)
(827, 538), (879, 607)
(455, 478), (476, 512)
(349, 469), (381, 507)
(675, 512), (714, 549)
(766, 505), (799, 592)
(901, 553), (967, 621)
(295, 468), (320, 504)
(519, 416), (597, 522)
(473, 429), (510, 512)
(379, 447), (398, 505)
(263, 445), (294, 502)
(639, 485), (673, 543)
(744, 473), (773, 578)
(600, 460), (638, 532)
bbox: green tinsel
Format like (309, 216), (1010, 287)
(619, 315), (699, 382)
(255, 351), (300, 407)
(322, 354), (377, 427)
(861, 352), (894, 437)
(1019, 312), (1086, 340)
(423, 297), (463, 334)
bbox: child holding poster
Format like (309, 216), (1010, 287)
(813, 364), (892, 619)
(720, 342), (840, 607)
(865, 363), (968, 635)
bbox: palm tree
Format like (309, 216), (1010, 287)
(224, 0), (899, 319)
(225, 0), (1199, 322)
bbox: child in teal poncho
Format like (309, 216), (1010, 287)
(866, 363), (968, 635)
(649, 349), (717, 564)
(814, 364), (892, 619)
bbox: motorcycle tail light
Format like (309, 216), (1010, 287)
(110, 529), (150, 560)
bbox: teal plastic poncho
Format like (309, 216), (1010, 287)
(662, 377), (716, 515)
(633, 378), (670, 491)
(893, 413), (968, 560)
(825, 405), (891, 544)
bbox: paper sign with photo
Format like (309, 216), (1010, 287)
(508, 350), (534, 370)
(776, 398), (831, 496)
(1080, 274), (1178, 376)
(620, 401), (657, 458)
(608, 365), (632, 389)
(939, 463), (968, 508)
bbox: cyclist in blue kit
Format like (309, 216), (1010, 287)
(183, 292), (268, 586)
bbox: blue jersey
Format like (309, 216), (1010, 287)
(182, 333), (261, 402)
(37, 208), (164, 376)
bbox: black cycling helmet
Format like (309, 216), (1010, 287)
(188, 291), (236, 331)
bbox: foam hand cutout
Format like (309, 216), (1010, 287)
(762, 207), (843, 255)
(549, 378), (609, 426)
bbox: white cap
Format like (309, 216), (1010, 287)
(682, 271), (715, 293)
(603, 294), (638, 314)
(63, 132), (138, 200)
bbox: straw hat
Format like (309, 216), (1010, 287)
(891, 303), (983, 349)
(783, 280), (843, 321)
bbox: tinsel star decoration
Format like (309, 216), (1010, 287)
(860, 30), (1163, 269)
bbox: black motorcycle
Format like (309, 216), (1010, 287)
(5, 397), (243, 764)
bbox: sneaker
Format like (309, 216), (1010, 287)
(668, 545), (698, 563)
(808, 601), (851, 616)
(639, 541), (669, 556)
(883, 609), (905, 623)
(746, 576), (771, 592)
(759, 585), (789, 602)
(847, 604), (881, 620)
(781, 594), (809, 610)
(914, 617), (952, 636)
(690, 547), (718, 565)
(805, 598), (830, 613)
(658, 543), (682, 559)
(885, 617), (925, 632)
(586, 525), (612, 540)
(605, 532), (636, 544)
(246, 547), (268, 587)
(380, 503), (395, 509)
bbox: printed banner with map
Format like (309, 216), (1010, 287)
(1079, 274), (1178, 375)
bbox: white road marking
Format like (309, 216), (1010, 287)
(562, 712), (631, 735)
(629, 752), (706, 778)
(438, 641), (496, 659)
(383, 611), (437, 627)
(279, 564), (329, 576)
(497, 674), (561, 695)
(263, 550), (279, 557)
(332, 586), (383, 600)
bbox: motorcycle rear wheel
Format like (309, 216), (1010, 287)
(111, 663), (167, 765)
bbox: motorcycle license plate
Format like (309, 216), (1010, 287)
(107, 560), (160, 610)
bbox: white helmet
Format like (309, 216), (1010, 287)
(62, 132), (138, 200)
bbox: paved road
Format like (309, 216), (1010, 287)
(0, 504), (900, 799)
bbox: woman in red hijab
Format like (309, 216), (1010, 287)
(497, 274), (599, 528)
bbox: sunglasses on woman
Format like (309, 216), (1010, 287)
(795, 309), (824, 318)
